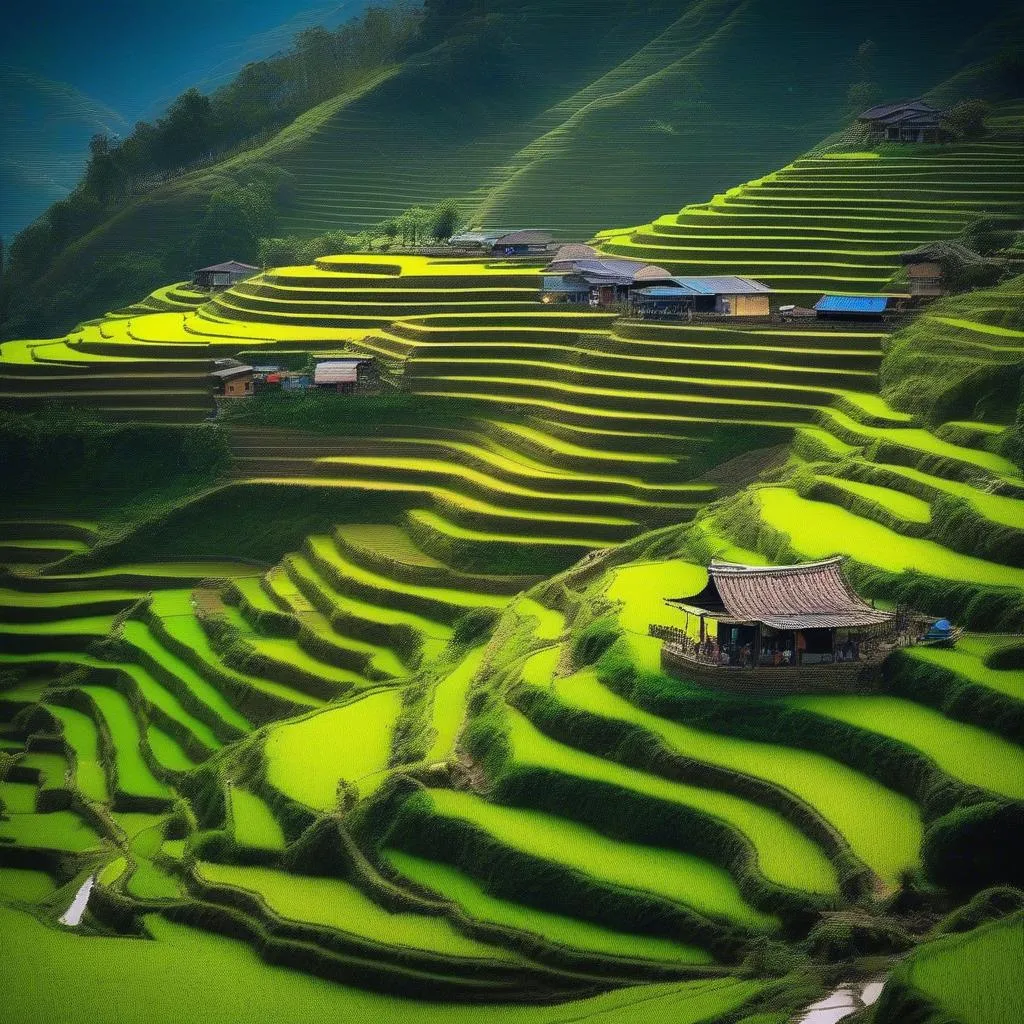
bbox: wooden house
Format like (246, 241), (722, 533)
(192, 260), (259, 290)
(656, 558), (896, 690)
(858, 100), (951, 144)
(312, 357), (379, 393)
(211, 363), (254, 397)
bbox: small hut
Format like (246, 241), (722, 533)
(858, 100), (951, 144)
(449, 229), (556, 256)
(541, 256), (672, 307)
(211, 363), (254, 397)
(192, 260), (258, 290)
(312, 357), (379, 394)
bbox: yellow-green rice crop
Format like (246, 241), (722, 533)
(503, 707), (839, 896)
(787, 695), (1024, 799)
(553, 670), (922, 886)
(0, 905), (765, 1024)
(264, 689), (404, 808)
(756, 489), (1024, 587)
(384, 850), (713, 964)
(196, 862), (508, 959)
(899, 913), (1024, 1024)
(228, 787), (285, 851)
(421, 788), (778, 930)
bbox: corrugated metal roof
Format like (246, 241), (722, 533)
(674, 276), (772, 295)
(210, 365), (254, 380)
(815, 295), (888, 313)
(314, 362), (360, 384)
(668, 556), (893, 628)
(194, 260), (258, 274)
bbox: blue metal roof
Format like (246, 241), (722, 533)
(815, 295), (888, 314)
(636, 286), (692, 298)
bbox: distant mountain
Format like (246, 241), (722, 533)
(0, 1), (392, 239)
(3, 0), (1020, 338)
(0, 68), (127, 240)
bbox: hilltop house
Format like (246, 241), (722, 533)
(448, 229), (556, 256)
(633, 276), (773, 318)
(192, 260), (259, 290)
(312, 357), (380, 393)
(656, 557), (895, 687)
(858, 100), (951, 143)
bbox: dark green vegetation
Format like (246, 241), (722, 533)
(2, 101), (1024, 1024)
(4, 0), (1023, 336)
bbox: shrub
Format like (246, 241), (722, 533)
(922, 801), (1024, 893)
(452, 607), (500, 647)
(572, 615), (621, 665)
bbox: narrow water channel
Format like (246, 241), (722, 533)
(58, 874), (95, 927)
(797, 977), (885, 1023)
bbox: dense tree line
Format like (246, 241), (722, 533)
(257, 198), (461, 265)
(85, 7), (417, 200)
(0, 5), (418, 326)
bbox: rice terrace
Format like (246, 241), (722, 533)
(1, 1), (1024, 1022)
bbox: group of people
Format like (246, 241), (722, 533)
(684, 631), (863, 668)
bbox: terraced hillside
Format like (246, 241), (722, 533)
(598, 138), (1024, 302)
(3, 133), (1024, 1020)
(7, 0), (1020, 339)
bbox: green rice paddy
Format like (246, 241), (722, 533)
(906, 635), (1024, 702)
(385, 851), (713, 964)
(0, 811), (103, 853)
(83, 687), (172, 800)
(196, 861), (508, 959)
(264, 689), (404, 808)
(755, 488), (1024, 587)
(426, 646), (486, 763)
(0, 907), (765, 1024)
(418, 788), (779, 930)
(47, 704), (108, 801)
(787, 695), (1024, 799)
(228, 786), (285, 851)
(503, 706), (839, 895)
(0, 867), (56, 903)
(550, 668), (923, 886)
(896, 913), (1024, 1024)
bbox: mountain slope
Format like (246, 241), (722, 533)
(3, 0), (1019, 339)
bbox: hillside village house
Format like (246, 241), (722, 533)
(858, 100), (951, 143)
(210, 363), (254, 397)
(633, 276), (773, 317)
(192, 260), (259, 290)
(657, 557), (896, 685)
(542, 247), (674, 306)
(312, 357), (380, 393)
(902, 256), (946, 298)
(448, 229), (556, 256)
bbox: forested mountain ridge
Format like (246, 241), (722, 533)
(2, 0), (1021, 340)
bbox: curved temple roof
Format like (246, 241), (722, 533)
(668, 557), (894, 631)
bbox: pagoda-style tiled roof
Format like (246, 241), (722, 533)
(668, 557), (893, 630)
